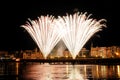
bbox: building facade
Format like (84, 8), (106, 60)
(90, 46), (120, 58)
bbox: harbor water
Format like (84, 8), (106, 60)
(0, 62), (120, 80)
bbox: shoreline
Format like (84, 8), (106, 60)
(1, 58), (120, 65)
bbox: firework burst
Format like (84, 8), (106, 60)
(21, 15), (62, 59)
(58, 12), (106, 59)
(21, 12), (106, 59)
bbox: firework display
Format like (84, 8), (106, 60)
(58, 12), (106, 59)
(21, 15), (62, 59)
(21, 12), (106, 59)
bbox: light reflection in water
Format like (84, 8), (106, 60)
(0, 62), (120, 79)
(16, 62), (19, 75)
(22, 63), (85, 80)
(16, 62), (19, 80)
(117, 65), (120, 77)
(68, 65), (84, 80)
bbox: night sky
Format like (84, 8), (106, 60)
(0, 0), (117, 51)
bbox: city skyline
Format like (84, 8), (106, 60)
(0, 0), (116, 51)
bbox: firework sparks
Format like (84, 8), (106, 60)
(21, 15), (62, 59)
(21, 12), (106, 59)
(58, 12), (106, 59)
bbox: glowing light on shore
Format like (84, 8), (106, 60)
(58, 12), (106, 59)
(21, 15), (62, 59)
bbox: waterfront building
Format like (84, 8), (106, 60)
(63, 50), (72, 58)
(0, 51), (9, 59)
(90, 46), (120, 58)
(78, 48), (89, 57)
(23, 48), (43, 59)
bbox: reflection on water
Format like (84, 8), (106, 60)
(0, 62), (120, 80)
(22, 63), (85, 80)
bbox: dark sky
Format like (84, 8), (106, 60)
(0, 0), (117, 50)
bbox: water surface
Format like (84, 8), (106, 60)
(0, 62), (120, 80)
